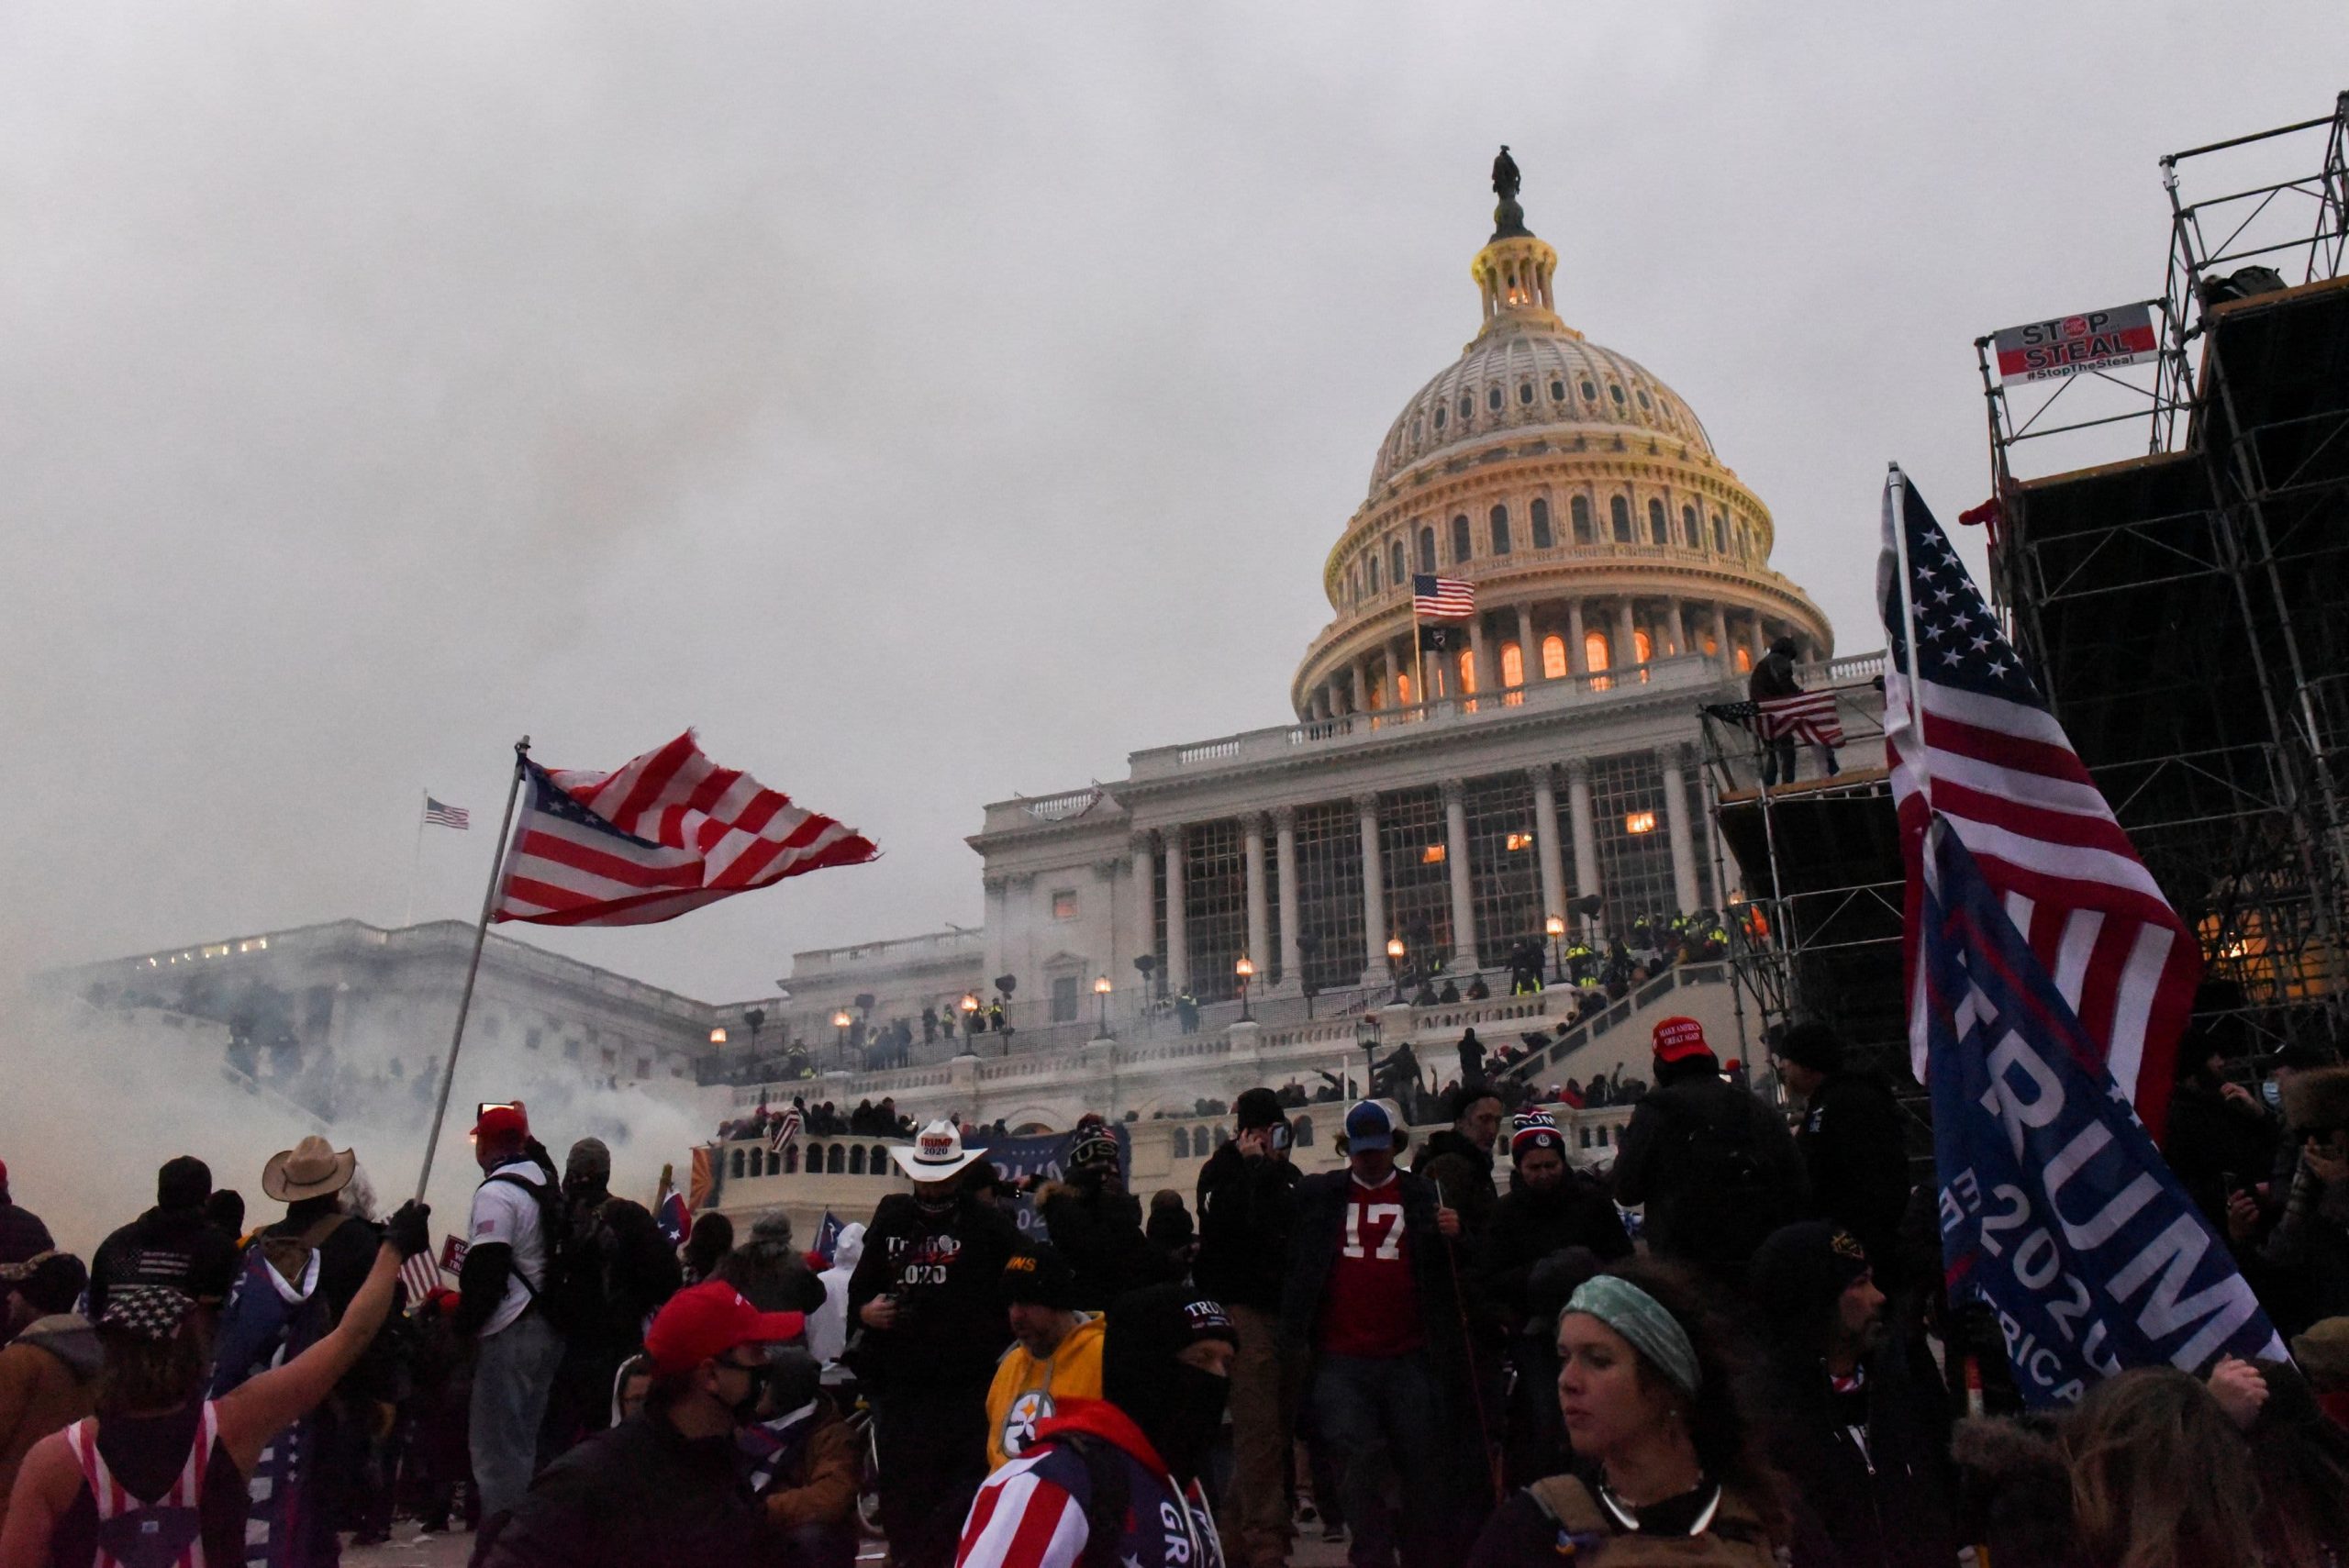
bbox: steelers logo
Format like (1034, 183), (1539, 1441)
(1002, 1389), (1056, 1457)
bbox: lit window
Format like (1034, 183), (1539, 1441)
(1489, 504), (1511, 555)
(202, 943), (229, 959)
(1648, 498), (1668, 544)
(1052, 890), (1078, 920)
(1625, 811), (1658, 834)
(1585, 632), (1611, 672)
(1734, 646), (1753, 673)
(1542, 634), (1568, 679)
(1451, 514), (1472, 563)
(1457, 647), (1477, 693)
(1505, 831), (1533, 851)
(1422, 843), (1447, 864)
(1531, 497), (1553, 548)
(1501, 640), (1524, 686)
(1610, 496), (1632, 542)
(1571, 495), (1594, 543)
(1634, 629), (1653, 663)
(1397, 672), (1414, 704)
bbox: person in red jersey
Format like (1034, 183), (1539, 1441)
(1280, 1101), (1474, 1568)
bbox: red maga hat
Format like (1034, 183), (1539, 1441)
(643, 1282), (805, 1374)
(1652, 1016), (1713, 1063)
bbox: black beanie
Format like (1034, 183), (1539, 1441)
(1234, 1087), (1284, 1131)
(1775, 1021), (1845, 1075)
(1750, 1221), (1870, 1362)
(1000, 1246), (1082, 1311)
(1102, 1284), (1236, 1479)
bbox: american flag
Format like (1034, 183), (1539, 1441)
(398, 1251), (443, 1310)
(492, 732), (877, 927)
(423, 796), (470, 830)
(1411, 573), (1475, 619)
(768, 1104), (802, 1155)
(1882, 470), (2199, 1140)
(1756, 691), (1845, 748)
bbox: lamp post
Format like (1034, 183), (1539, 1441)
(1386, 936), (1407, 1003)
(708, 1026), (728, 1048)
(831, 1009), (852, 1069)
(743, 1006), (765, 1062)
(1235, 955), (1255, 1022)
(959, 992), (980, 1049)
(1094, 974), (1113, 1036)
(1354, 1013), (1382, 1102)
(1545, 914), (1566, 985)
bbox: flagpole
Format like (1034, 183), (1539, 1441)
(414, 737), (531, 1204)
(402, 790), (427, 929)
(1411, 602), (1428, 717)
(1887, 462), (1932, 809)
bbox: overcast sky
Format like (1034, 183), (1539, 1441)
(4, 4), (2340, 1005)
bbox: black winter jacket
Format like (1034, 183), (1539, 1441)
(845, 1190), (1018, 1395)
(1795, 1073), (1913, 1275)
(1477, 1177), (1632, 1329)
(473, 1411), (785, 1568)
(1039, 1177), (1182, 1310)
(1410, 1129), (1499, 1243)
(1755, 1343), (1957, 1568)
(1193, 1143), (1298, 1313)
(1611, 1059), (1806, 1275)
(86, 1207), (240, 1322)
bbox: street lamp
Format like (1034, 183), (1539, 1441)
(831, 1009), (852, 1067)
(744, 1006), (765, 1059)
(1545, 914), (1566, 985)
(959, 992), (980, 1047)
(1234, 956), (1255, 1021)
(1386, 936), (1407, 1002)
(1354, 1013), (1382, 1102)
(707, 1026), (728, 1047)
(1094, 974), (1113, 1035)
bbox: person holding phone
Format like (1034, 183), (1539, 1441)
(1194, 1089), (1299, 1568)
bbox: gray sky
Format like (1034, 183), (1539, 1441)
(5, 4), (2340, 1004)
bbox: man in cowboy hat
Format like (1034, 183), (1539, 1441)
(847, 1120), (1019, 1568)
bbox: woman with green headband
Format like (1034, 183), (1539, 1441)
(1464, 1260), (1795, 1565)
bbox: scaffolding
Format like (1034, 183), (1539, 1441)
(1698, 662), (1908, 1072)
(1982, 93), (2349, 1052)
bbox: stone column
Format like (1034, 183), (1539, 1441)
(1356, 793), (1387, 984)
(1163, 827), (1188, 995)
(1467, 617), (1492, 705)
(1389, 637), (1412, 706)
(1442, 779), (1477, 973)
(1565, 758), (1601, 933)
(1659, 745), (1701, 913)
(1242, 813), (1270, 979)
(1567, 599), (1589, 676)
(1615, 601), (1639, 671)
(1530, 764), (1566, 922)
(1514, 603), (1538, 685)
(1747, 614), (1768, 665)
(1710, 603), (1731, 663)
(1274, 806), (1301, 993)
(1130, 832), (1155, 991)
(982, 874), (1008, 989)
(1352, 653), (1376, 714)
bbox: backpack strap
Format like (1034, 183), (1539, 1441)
(483, 1172), (553, 1302)
(1524, 1475), (1608, 1533)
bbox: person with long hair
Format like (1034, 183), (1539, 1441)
(0, 1202), (427, 1568)
(1464, 1259), (1787, 1564)
(2062, 1366), (2261, 1568)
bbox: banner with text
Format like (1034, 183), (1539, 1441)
(1921, 818), (2281, 1406)
(975, 1126), (1131, 1242)
(1991, 302), (2160, 384)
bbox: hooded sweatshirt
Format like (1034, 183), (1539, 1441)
(955, 1399), (1224, 1568)
(0, 1313), (103, 1526)
(807, 1223), (865, 1364)
(986, 1315), (1107, 1469)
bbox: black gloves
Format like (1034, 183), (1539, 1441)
(386, 1200), (432, 1260)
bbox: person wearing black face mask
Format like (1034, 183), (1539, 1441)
(740, 1345), (860, 1568)
(475, 1283), (806, 1568)
(956, 1284), (1238, 1568)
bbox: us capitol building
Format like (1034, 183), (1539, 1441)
(52, 165), (1860, 1162)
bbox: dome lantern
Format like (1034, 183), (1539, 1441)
(1471, 233), (1563, 335)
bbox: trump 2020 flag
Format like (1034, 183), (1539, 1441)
(1921, 816), (2281, 1406)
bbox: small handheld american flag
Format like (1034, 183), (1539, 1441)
(423, 796), (471, 830)
(1411, 574), (1475, 619)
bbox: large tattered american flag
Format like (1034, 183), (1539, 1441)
(1882, 469), (2199, 1140)
(494, 732), (877, 927)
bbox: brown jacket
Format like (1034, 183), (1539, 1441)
(760, 1401), (860, 1530)
(0, 1315), (102, 1531)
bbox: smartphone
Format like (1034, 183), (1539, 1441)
(2262, 1079), (2283, 1110)
(476, 1100), (526, 1122)
(1269, 1121), (1293, 1152)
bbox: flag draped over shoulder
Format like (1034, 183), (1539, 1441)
(1920, 817), (2280, 1404)
(1880, 473), (2199, 1140)
(493, 732), (877, 928)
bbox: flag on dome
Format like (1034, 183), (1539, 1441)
(493, 731), (877, 928)
(1879, 469), (2199, 1140)
(1411, 574), (1475, 619)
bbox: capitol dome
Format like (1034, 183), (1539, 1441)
(1292, 189), (1831, 721)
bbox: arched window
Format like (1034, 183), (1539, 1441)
(1712, 514), (1728, 553)
(1397, 671), (1414, 704)
(1518, 382), (1534, 406)
(871, 1146), (887, 1171)
(1571, 495), (1594, 543)
(729, 1148), (745, 1179)
(1457, 648), (1477, 694)
(1681, 505), (1698, 547)
(1610, 496), (1632, 542)
(1457, 395), (1473, 422)
(1549, 378), (1565, 402)
(1367, 555), (1380, 594)
(785, 1143), (799, 1173)
(1489, 504), (1511, 555)
(1542, 634), (1568, 679)
(1531, 497), (1553, 549)
(1734, 645), (1753, 673)
(1487, 385), (1503, 412)
(1418, 526), (1437, 575)
(826, 1144), (846, 1174)
(1451, 515), (1473, 563)
(1648, 498), (1668, 544)
(1390, 540), (1406, 584)
(1610, 384), (1627, 407)
(1585, 632), (1611, 673)
(849, 1145), (865, 1175)
(1501, 641), (1524, 686)
(1434, 406), (1448, 431)
(1634, 628), (1653, 664)
(1173, 1127), (1190, 1158)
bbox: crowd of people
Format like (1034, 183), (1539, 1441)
(9, 1002), (2349, 1568)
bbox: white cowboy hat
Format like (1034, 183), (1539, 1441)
(888, 1120), (985, 1181)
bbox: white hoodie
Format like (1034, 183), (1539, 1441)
(807, 1221), (864, 1364)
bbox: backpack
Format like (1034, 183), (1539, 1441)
(1663, 1093), (1791, 1269)
(1524, 1476), (1785, 1565)
(484, 1170), (587, 1338)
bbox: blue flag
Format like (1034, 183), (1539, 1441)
(1920, 817), (2282, 1406)
(811, 1209), (844, 1267)
(975, 1126), (1130, 1243)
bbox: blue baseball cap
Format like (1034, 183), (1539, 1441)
(1344, 1100), (1395, 1151)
